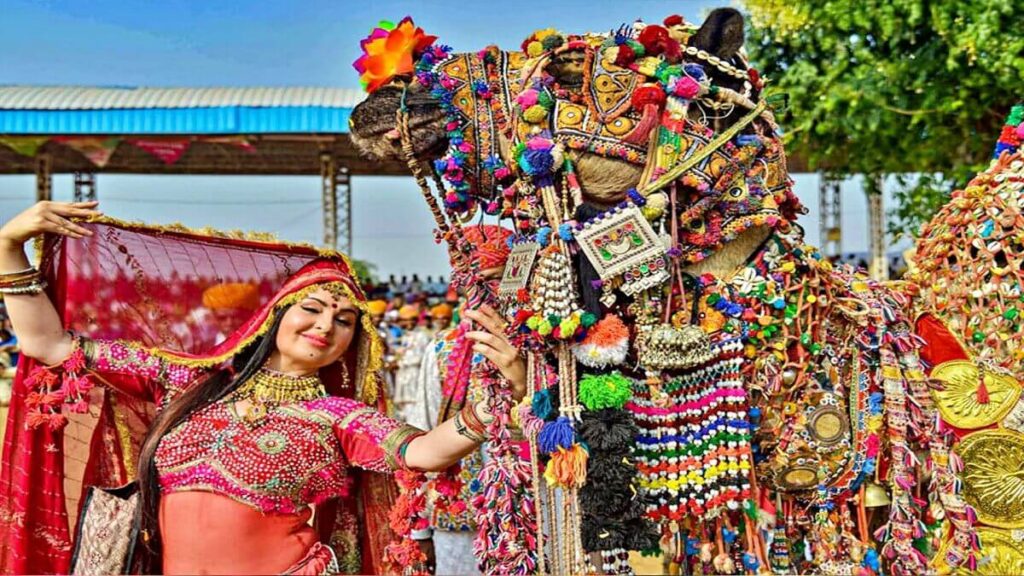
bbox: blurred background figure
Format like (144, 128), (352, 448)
(429, 303), (453, 332)
(391, 304), (434, 422)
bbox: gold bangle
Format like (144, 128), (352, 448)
(0, 269), (41, 288)
(0, 280), (47, 296)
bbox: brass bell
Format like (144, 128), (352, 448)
(863, 482), (891, 508)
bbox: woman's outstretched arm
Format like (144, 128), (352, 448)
(0, 201), (101, 365)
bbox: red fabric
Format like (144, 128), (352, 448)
(0, 220), (398, 575)
(460, 225), (512, 270)
(915, 313), (969, 368)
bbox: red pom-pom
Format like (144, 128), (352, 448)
(748, 68), (762, 89)
(632, 84), (666, 110)
(664, 14), (684, 27)
(638, 25), (670, 53)
(614, 44), (636, 67)
(999, 125), (1021, 146)
(662, 40), (682, 63)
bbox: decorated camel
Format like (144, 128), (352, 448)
(349, 9), (1021, 576)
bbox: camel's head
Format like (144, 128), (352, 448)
(350, 9), (802, 260)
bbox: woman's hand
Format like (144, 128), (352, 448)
(0, 201), (100, 247)
(463, 304), (527, 401)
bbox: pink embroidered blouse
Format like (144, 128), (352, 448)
(84, 338), (419, 511)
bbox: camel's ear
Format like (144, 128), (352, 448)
(689, 7), (745, 60)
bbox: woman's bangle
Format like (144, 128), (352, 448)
(0, 267), (41, 289)
(453, 411), (486, 443)
(0, 279), (47, 296)
(460, 401), (491, 439)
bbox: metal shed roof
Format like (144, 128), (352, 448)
(0, 86), (365, 110)
(0, 86), (365, 135)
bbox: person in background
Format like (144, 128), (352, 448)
(391, 304), (433, 423)
(428, 303), (453, 332)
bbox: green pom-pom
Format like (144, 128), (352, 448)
(541, 34), (564, 50)
(580, 312), (598, 328)
(547, 314), (562, 326)
(537, 90), (554, 109)
(537, 320), (553, 336)
(625, 39), (645, 57)
(1009, 104), (1024, 126)
(579, 372), (632, 411)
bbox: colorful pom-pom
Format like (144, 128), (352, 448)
(536, 226), (552, 247)
(538, 416), (575, 454)
(531, 388), (554, 421)
(578, 372), (632, 411)
(543, 444), (588, 487)
(572, 313), (627, 367)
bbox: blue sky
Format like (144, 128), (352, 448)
(0, 0), (892, 277)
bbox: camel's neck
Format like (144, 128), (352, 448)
(682, 226), (773, 280)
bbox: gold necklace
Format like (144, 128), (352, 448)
(236, 366), (326, 405)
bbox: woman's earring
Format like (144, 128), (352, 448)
(342, 364), (351, 389)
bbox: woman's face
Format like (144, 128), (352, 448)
(272, 288), (359, 374)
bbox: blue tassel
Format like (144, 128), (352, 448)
(557, 222), (574, 241)
(536, 226), (552, 247)
(531, 388), (553, 421)
(538, 416), (575, 454)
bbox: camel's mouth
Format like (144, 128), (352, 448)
(349, 84), (448, 162)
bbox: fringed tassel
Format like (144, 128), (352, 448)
(544, 444), (589, 488)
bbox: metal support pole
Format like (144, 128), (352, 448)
(321, 153), (338, 249)
(818, 174), (842, 259)
(35, 154), (52, 202)
(320, 153), (352, 253)
(73, 172), (97, 202)
(868, 181), (888, 279)
(337, 166), (352, 254)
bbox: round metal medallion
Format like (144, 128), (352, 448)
(778, 466), (818, 491)
(956, 429), (1024, 528)
(809, 406), (848, 446)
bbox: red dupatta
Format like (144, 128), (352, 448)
(0, 217), (398, 574)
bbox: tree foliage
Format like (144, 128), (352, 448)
(743, 0), (1023, 236)
(350, 258), (378, 285)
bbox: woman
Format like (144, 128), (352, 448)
(0, 201), (526, 575)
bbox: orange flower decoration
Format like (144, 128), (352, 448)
(353, 17), (437, 93)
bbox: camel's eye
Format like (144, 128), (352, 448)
(725, 182), (748, 202)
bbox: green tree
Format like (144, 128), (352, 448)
(350, 258), (378, 285)
(743, 0), (1023, 237)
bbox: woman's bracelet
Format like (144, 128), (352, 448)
(0, 280), (47, 296)
(0, 267), (45, 295)
(453, 411), (486, 443)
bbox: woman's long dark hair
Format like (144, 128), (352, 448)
(136, 309), (285, 573)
